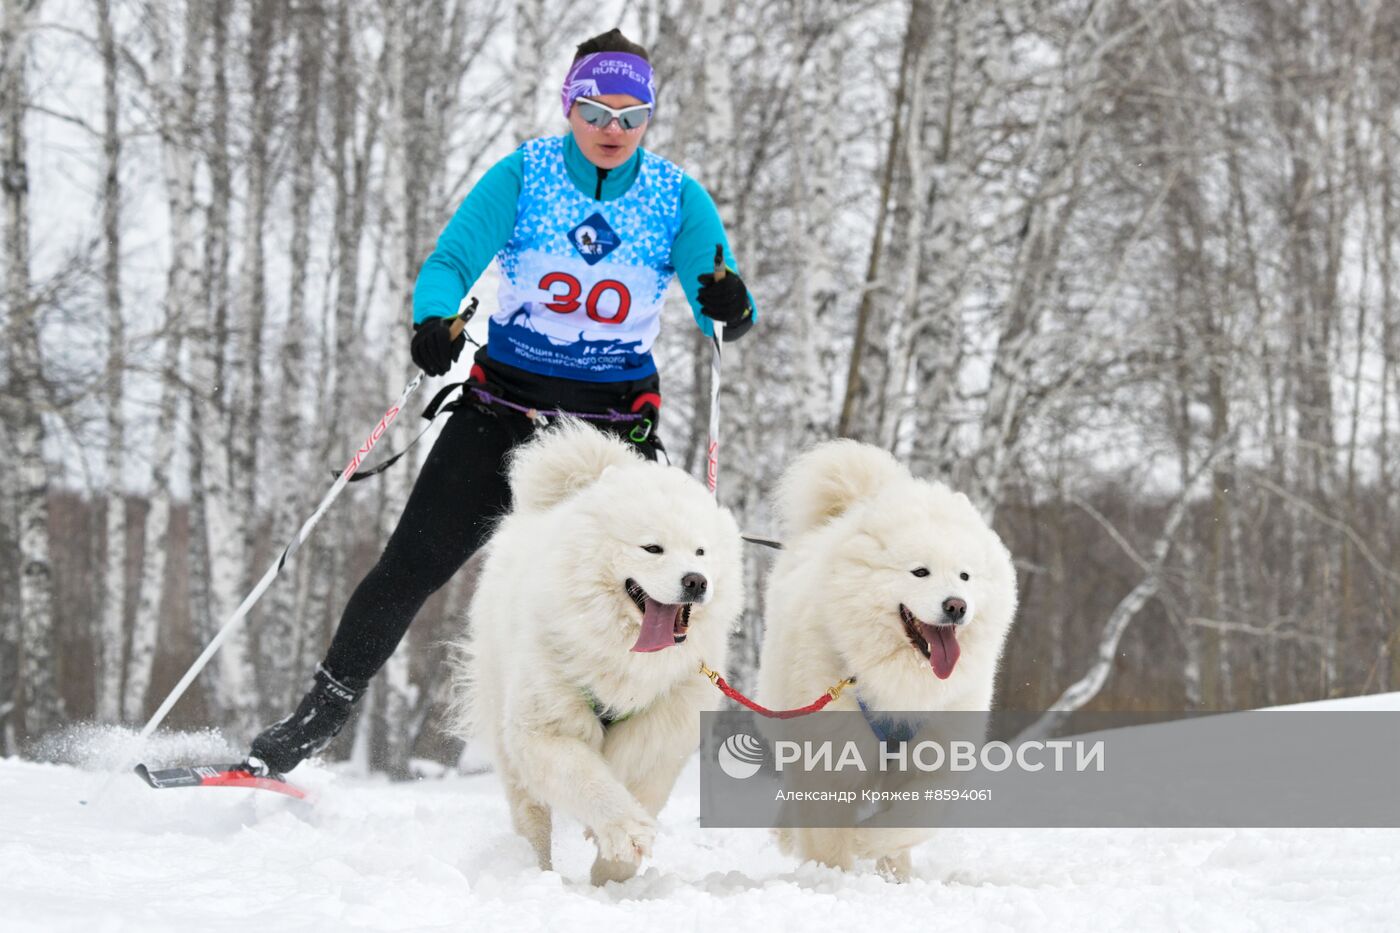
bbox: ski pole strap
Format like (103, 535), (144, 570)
(339, 437), (420, 482)
(338, 380), (471, 482)
(698, 661), (855, 719)
(335, 300), (478, 483)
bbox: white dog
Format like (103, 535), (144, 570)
(757, 440), (1018, 880)
(451, 421), (742, 885)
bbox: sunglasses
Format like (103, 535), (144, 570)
(576, 99), (653, 131)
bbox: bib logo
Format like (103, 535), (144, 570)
(568, 212), (622, 266)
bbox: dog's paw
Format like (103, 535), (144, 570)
(589, 814), (656, 865)
(876, 851), (912, 883)
(590, 855), (640, 886)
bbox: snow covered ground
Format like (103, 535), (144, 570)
(5, 697), (1400, 933)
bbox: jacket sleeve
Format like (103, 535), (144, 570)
(669, 174), (757, 339)
(411, 149), (524, 324)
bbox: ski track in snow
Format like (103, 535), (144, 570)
(5, 700), (1400, 933)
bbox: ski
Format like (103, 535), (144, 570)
(133, 762), (310, 801)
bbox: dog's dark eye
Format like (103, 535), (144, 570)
(642, 544), (664, 554)
(960, 572), (971, 581)
(696, 548), (705, 556)
(911, 568), (930, 578)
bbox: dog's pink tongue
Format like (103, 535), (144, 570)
(631, 599), (680, 653)
(919, 623), (961, 679)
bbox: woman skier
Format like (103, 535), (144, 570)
(246, 28), (755, 775)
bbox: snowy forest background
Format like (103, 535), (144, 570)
(4, 0), (1400, 775)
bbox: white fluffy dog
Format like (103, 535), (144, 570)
(452, 421), (742, 884)
(757, 440), (1018, 880)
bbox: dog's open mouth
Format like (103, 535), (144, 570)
(900, 604), (960, 679)
(625, 578), (692, 653)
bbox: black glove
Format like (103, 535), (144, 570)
(411, 316), (465, 376)
(697, 270), (752, 325)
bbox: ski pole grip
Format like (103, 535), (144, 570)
(713, 244), (726, 281)
(447, 296), (478, 340)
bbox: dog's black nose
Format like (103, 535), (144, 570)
(681, 572), (708, 600)
(942, 597), (967, 622)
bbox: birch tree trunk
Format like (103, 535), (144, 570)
(0, 0), (19, 750)
(513, 0), (544, 143)
(232, 0), (279, 587)
(231, 0), (279, 708)
(904, 3), (973, 477)
(876, 0), (941, 451)
(2, 0), (64, 738)
(96, 0), (127, 723)
(1375, 41), (1400, 692)
(0, 484), (18, 751)
(1264, 3), (1343, 695)
(785, 13), (840, 445)
(205, 0), (232, 395)
(190, 0), (257, 732)
(837, 0), (926, 441)
(127, 0), (206, 723)
(184, 0), (232, 714)
(265, 0), (324, 715)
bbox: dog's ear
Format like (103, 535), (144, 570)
(507, 420), (642, 513)
(777, 440), (910, 535)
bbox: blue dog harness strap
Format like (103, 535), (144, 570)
(856, 695), (920, 745)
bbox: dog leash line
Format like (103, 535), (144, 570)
(698, 662), (855, 719)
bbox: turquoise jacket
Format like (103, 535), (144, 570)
(412, 133), (754, 341)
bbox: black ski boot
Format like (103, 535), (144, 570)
(247, 664), (368, 775)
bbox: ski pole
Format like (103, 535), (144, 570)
(706, 245), (724, 496)
(86, 308), (473, 802)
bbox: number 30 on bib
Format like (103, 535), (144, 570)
(539, 272), (631, 323)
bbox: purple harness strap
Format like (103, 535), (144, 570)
(467, 386), (642, 424)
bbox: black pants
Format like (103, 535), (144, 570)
(323, 397), (661, 682)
